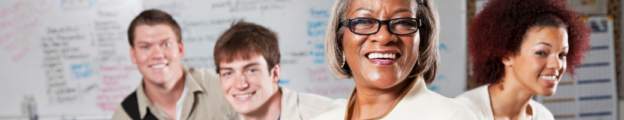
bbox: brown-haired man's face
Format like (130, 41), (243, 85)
(218, 55), (281, 115)
(130, 24), (184, 86)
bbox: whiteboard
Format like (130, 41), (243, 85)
(0, 0), (144, 119)
(0, 0), (467, 119)
(428, 0), (468, 97)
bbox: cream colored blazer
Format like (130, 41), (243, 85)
(312, 79), (479, 120)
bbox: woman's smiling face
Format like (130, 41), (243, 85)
(504, 26), (569, 96)
(342, 0), (419, 89)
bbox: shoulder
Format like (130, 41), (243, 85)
(454, 85), (491, 120)
(281, 87), (347, 119)
(113, 90), (144, 120)
(310, 106), (346, 120)
(185, 66), (220, 81)
(184, 66), (221, 88)
(455, 85), (489, 103)
(386, 87), (478, 120)
(529, 100), (555, 120)
(297, 92), (347, 111)
(405, 87), (468, 110)
(443, 106), (480, 120)
(183, 66), (240, 119)
(112, 106), (132, 120)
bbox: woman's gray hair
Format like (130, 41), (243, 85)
(324, 0), (440, 84)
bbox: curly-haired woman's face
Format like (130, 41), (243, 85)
(504, 26), (568, 96)
(342, 0), (419, 89)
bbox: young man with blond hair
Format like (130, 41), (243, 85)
(112, 9), (239, 120)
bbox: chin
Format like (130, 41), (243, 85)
(232, 103), (255, 115)
(538, 88), (557, 96)
(140, 71), (169, 83)
(365, 76), (402, 89)
(145, 78), (165, 85)
(225, 97), (254, 114)
(145, 75), (171, 84)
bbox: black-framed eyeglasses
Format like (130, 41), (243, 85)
(344, 18), (422, 35)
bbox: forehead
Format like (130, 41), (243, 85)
(348, 0), (414, 13)
(133, 24), (176, 42)
(219, 54), (268, 68)
(524, 26), (569, 46)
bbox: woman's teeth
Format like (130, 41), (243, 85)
(540, 75), (557, 81)
(367, 53), (397, 60)
(235, 93), (252, 98)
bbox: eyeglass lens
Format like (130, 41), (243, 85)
(349, 18), (419, 35)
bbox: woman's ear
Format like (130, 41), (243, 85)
(338, 38), (344, 51)
(501, 52), (515, 67)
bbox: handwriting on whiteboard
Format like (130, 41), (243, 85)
(0, 1), (42, 63)
(61, 0), (126, 11)
(305, 85), (351, 96)
(304, 66), (352, 97)
(307, 8), (329, 65)
(97, 67), (133, 112)
(211, 0), (291, 13)
(93, 18), (137, 112)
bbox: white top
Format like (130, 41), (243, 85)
(175, 83), (188, 120)
(312, 78), (478, 120)
(455, 85), (555, 120)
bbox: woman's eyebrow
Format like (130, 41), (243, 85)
(351, 7), (373, 15)
(393, 8), (412, 14)
(536, 42), (552, 47)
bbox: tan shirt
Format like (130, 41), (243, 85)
(312, 77), (478, 120)
(278, 87), (347, 120)
(112, 66), (240, 120)
(455, 85), (555, 120)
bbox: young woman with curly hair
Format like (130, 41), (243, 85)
(455, 0), (591, 119)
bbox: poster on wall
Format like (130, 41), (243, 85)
(566, 0), (608, 15)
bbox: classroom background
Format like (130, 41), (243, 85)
(0, 0), (620, 120)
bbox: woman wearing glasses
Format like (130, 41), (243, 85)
(313, 0), (478, 119)
(455, 0), (590, 119)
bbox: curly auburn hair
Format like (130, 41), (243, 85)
(469, 0), (591, 85)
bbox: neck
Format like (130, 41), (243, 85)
(143, 68), (186, 110)
(351, 79), (412, 119)
(243, 88), (282, 120)
(488, 76), (534, 119)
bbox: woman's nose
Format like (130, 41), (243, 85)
(369, 25), (398, 45)
(547, 56), (564, 71)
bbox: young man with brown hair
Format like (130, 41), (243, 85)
(214, 21), (345, 120)
(112, 9), (239, 120)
